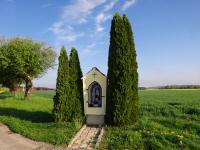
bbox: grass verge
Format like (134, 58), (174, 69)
(0, 91), (81, 145)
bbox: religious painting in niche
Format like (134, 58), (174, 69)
(88, 82), (102, 107)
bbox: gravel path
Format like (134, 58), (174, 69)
(0, 124), (102, 150)
(67, 125), (102, 150)
(0, 124), (61, 150)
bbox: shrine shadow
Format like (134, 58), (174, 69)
(0, 107), (53, 123)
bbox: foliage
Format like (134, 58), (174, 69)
(0, 37), (23, 91)
(123, 14), (140, 123)
(0, 37), (56, 99)
(0, 90), (80, 145)
(69, 48), (84, 120)
(106, 13), (139, 126)
(53, 47), (72, 122)
(0, 87), (9, 93)
(100, 89), (200, 150)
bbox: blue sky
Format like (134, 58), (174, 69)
(0, 0), (200, 87)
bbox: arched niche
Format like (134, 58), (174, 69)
(88, 81), (102, 107)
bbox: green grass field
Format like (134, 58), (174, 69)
(100, 89), (200, 150)
(0, 91), (81, 145)
(0, 89), (200, 149)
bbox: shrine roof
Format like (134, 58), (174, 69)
(82, 67), (106, 79)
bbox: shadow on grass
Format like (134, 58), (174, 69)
(0, 92), (13, 100)
(0, 107), (54, 123)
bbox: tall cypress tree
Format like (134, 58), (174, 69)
(53, 46), (71, 122)
(123, 14), (140, 123)
(106, 13), (140, 126)
(69, 48), (83, 119)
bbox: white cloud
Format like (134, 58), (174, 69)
(50, 0), (107, 43)
(95, 0), (118, 33)
(77, 18), (88, 24)
(122, 0), (137, 11)
(61, 0), (107, 23)
(103, 0), (118, 12)
(96, 13), (112, 24)
(96, 13), (112, 32)
(49, 21), (84, 42)
(64, 33), (85, 42)
(81, 43), (97, 55)
(96, 26), (104, 32)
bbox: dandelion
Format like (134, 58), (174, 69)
(180, 141), (183, 145)
(177, 135), (184, 140)
(171, 131), (175, 134)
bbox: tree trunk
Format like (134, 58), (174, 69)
(24, 75), (33, 100)
(9, 84), (18, 97)
(10, 88), (16, 96)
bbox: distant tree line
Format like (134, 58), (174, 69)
(139, 87), (147, 90)
(156, 85), (200, 89)
(33, 87), (55, 91)
(138, 85), (200, 90)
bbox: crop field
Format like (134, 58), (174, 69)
(0, 91), (81, 145)
(100, 89), (200, 150)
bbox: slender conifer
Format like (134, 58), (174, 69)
(106, 13), (140, 126)
(53, 46), (71, 122)
(69, 48), (84, 119)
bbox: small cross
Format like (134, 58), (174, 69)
(92, 72), (97, 81)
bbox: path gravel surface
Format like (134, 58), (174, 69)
(0, 124), (53, 150)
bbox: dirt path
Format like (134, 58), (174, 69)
(0, 123), (103, 150)
(67, 125), (102, 150)
(0, 124), (52, 150)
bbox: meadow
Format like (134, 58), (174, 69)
(0, 89), (200, 149)
(100, 89), (200, 150)
(0, 90), (81, 145)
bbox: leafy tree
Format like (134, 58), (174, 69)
(106, 13), (140, 126)
(0, 71), (23, 95)
(0, 37), (21, 93)
(53, 47), (72, 122)
(0, 37), (56, 99)
(69, 48), (83, 120)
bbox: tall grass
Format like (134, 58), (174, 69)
(100, 89), (200, 150)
